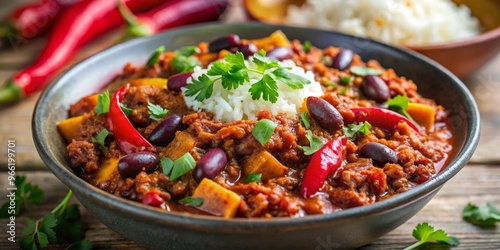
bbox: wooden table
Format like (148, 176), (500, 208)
(1, 1), (499, 249)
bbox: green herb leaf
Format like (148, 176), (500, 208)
(302, 40), (312, 53)
(176, 46), (199, 57)
(67, 240), (93, 250)
(207, 53), (249, 90)
(249, 74), (278, 103)
(343, 122), (371, 141)
(40, 213), (58, 243)
(299, 130), (323, 155)
(22, 218), (37, 236)
(246, 173), (262, 183)
(387, 95), (419, 126)
(252, 50), (279, 72)
(403, 222), (460, 250)
(350, 66), (382, 76)
(338, 87), (348, 95)
(94, 91), (110, 115)
(146, 45), (165, 68)
(37, 231), (49, 248)
(252, 119), (277, 146)
(179, 196), (204, 207)
(300, 112), (310, 130)
(170, 153), (196, 181)
(148, 102), (168, 121)
(120, 103), (133, 116)
(184, 74), (216, 102)
(0, 176), (45, 218)
(272, 68), (310, 89)
(322, 80), (337, 88)
(161, 157), (174, 176)
(171, 46), (201, 73)
(341, 76), (353, 84)
(91, 128), (112, 153)
(463, 202), (500, 226)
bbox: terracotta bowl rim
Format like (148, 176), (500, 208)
(407, 26), (500, 50)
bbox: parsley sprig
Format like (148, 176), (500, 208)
(0, 176), (44, 218)
(91, 128), (112, 153)
(171, 46), (201, 73)
(343, 122), (371, 141)
(463, 202), (500, 226)
(298, 112), (323, 155)
(148, 102), (168, 121)
(184, 50), (311, 103)
(404, 222), (459, 250)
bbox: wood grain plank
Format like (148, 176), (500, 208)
(0, 165), (498, 249)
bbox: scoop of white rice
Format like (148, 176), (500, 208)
(285, 0), (481, 45)
(182, 58), (324, 122)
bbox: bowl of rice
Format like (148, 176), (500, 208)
(244, 0), (500, 78)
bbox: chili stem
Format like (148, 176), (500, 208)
(116, 0), (151, 40)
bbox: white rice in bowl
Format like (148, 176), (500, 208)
(285, 0), (482, 46)
(182, 58), (324, 122)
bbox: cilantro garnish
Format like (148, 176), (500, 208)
(120, 103), (133, 116)
(338, 87), (348, 95)
(387, 95), (419, 126)
(350, 66), (382, 76)
(340, 76), (352, 84)
(302, 40), (312, 53)
(94, 91), (110, 115)
(148, 102), (168, 121)
(246, 173), (262, 183)
(403, 222), (459, 250)
(343, 122), (371, 141)
(179, 196), (204, 207)
(184, 51), (310, 104)
(160, 157), (174, 176)
(252, 119), (277, 146)
(91, 128), (112, 153)
(463, 202), (500, 226)
(169, 153), (196, 181)
(0, 176), (44, 218)
(322, 80), (337, 88)
(300, 112), (310, 130)
(299, 130), (323, 155)
(146, 45), (165, 68)
(171, 46), (201, 73)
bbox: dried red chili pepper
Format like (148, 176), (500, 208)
(351, 107), (422, 135)
(118, 0), (229, 40)
(0, 0), (80, 45)
(301, 136), (347, 198)
(107, 84), (155, 154)
(0, 0), (164, 105)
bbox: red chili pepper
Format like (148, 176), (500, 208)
(301, 136), (347, 198)
(142, 192), (164, 207)
(118, 0), (229, 40)
(351, 107), (422, 135)
(108, 84), (155, 154)
(0, 0), (165, 105)
(0, 0), (80, 45)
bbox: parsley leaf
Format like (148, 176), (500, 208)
(246, 173), (262, 183)
(146, 45), (165, 68)
(160, 157), (174, 176)
(170, 153), (196, 181)
(91, 128), (112, 153)
(94, 91), (110, 115)
(184, 74), (216, 102)
(249, 74), (278, 103)
(0, 176), (44, 218)
(463, 202), (500, 226)
(299, 130), (323, 155)
(302, 40), (312, 53)
(387, 95), (419, 126)
(338, 87), (348, 95)
(322, 80), (337, 88)
(343, 122), (371, 141)
(148, 102), (168, 121)
(340, 76), (352, 84)
(171, 46), (201, 73)
(207, 54), (249, 90)
(350, 66), (382, 76)
(300, 112), (310, 130)
(272, 68), (310, 89)
(403, 222), (459, 250)
(120, 103), (133, 116)
(252, 119), (277, 146)
(176, 46), (199, 57)
(180, 196), (204, 207)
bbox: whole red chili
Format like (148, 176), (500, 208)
(351, 107), (422, 135)
(301, 136), (347, 198)
(107, 84), (155, 154)
(0, 0), (80, 44)
(118, 0), (229, 40)
(0, 0), (165, 105)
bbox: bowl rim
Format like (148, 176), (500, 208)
(32, 22), (481, 230)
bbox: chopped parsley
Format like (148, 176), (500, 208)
(0, 176), (44, 218)
(350, 66), (382, 76)
(120, 103), (133, 116)
(94, 91), (110, 115)
(184, 50), (310, 103)
(252, 119), (277, 146)
(463, 202), (500, 226)
(302, 40), (312, 53)
(340, 76), (353, 84)
(322, 80), (337, 88)
(403, 222), (459, 250)
(169, 153), (196, 181)
(246, 173), (262, 183)
(387, 95), (419, 126)
(146, 45), (165, 68)
(338, 87), (348, 95)
(160, 157), (174, 176)
(148, 102), (168, 121)
(300, 112), (310, 130)
(179, 196), (204, 207)
(91, 129), (112, 153)
(299, 130), (323, 155)
(343, 122), (371, 141)
(171, 46), (201, 73)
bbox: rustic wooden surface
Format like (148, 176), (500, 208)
(0, 1), (499, 249)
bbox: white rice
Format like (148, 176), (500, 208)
(182, 58), (324, 122)
(285, 0), (482, 45)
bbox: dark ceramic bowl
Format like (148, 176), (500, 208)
(33, 23), (480, 249)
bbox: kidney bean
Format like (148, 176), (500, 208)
(235, 43), (258, 57)
(167, 72), (192, 91)
(142, 192), (164, 207)
(266, 47), (293, 61)
(208, 34), (241, 52)
(362, 75), (390, 103)
(306, 96), (343, 131)
(331, 49), (353, 70)
(118, 152), (160, 179)
(192, 148), (227, 183)
(359, 142), (398, 167)
(149, 114), (184, 146)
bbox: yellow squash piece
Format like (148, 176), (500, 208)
(57, 116), (84, 142)
(192, 178), (242, 218)
(95, 155), (120, 184)
(243, 150), (288, 182)
(130, 78), (167, 88)
(407, 103), (435, 131)
(251, 30), (291, 51)
(163, 131), (196, 161)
